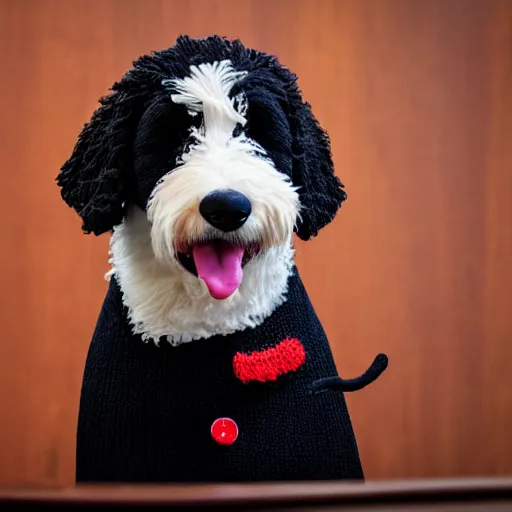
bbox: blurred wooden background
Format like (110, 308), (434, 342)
(0, 0), (511, 488)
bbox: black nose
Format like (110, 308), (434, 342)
(199, 189), (252, 232)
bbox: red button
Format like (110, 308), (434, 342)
(211, 417), (238, 446)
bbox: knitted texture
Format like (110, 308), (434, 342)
(76, 267), (365, 483)
(233, 337), (306, 384)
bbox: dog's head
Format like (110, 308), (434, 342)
(57, 36), (346, 300)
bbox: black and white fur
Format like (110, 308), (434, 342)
(57, 35), (347, 346)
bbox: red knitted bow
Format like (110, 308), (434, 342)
(233, 338), (306, 384)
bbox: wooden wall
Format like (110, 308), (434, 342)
(0, 0), (510, 488)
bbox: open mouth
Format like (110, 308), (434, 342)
(177, 239), (260, 300)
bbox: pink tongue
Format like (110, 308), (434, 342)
(192, 241), (244, 300)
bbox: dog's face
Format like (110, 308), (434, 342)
(145, 60), (301, 299)
(57, 36), (346, 301)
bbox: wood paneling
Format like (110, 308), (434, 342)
(0, 0), (510, 488)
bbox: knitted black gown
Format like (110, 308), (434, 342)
(76, 266), (387, 483)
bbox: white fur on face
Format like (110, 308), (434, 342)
(108, 60), (300, 346)
(109, 207), (295, 345)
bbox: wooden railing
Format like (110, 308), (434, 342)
(1, 478), (512, 510)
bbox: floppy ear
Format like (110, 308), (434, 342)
(56, 86), (143, 236)
(288, 96), (347, 241)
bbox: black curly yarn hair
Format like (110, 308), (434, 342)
(57, 35), (347, 240)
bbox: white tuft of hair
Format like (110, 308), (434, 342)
(163, 60), (248, 130)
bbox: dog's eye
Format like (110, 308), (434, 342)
(190, 111), (204, 129)
(232, 123), (244, 138)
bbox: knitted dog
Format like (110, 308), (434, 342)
(57, 35), (388, 483)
